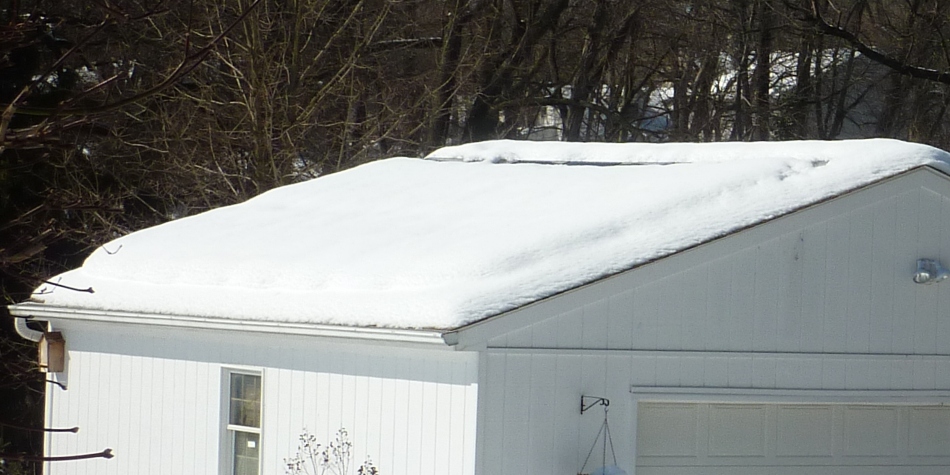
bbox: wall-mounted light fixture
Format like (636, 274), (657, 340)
(914, 259), (949, 285)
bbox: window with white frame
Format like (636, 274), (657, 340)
(226, 371), (262, 475)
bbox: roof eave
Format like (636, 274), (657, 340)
(447, 164), (950, 349)
(8, 302), (453, 347)
(13, 166), (950, 351)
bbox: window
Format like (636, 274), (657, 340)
(226, 371), (262, 475)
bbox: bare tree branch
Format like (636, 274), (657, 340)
(0, 448), (112, 462)
(804, 0), (950, 84)
(2, 0), (263, 118)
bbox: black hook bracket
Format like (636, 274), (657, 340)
(580, 395), (609, 414)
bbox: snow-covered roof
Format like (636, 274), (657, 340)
(28, 139), (950, 330)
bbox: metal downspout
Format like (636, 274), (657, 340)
(14, 316), (44, 342)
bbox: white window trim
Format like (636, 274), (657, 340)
(221, 368), (263, 475)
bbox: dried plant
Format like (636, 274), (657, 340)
(285, 428), (377, 475)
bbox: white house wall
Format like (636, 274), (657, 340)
(478, 350), (950, 475)
(472, 169), (950, 475)
(43, 321), (477, 475)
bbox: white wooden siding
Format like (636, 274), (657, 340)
(477, 349), (950, 475)
(264, 341), (478, 475)
(472, 170), (950, 475)
(44, 321), (477, 475)
(44, 324), (221, 475)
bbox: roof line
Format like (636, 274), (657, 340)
(448, 164), (950, 341)
(7, 302), (452, 347)
(425, 156), (686, 166)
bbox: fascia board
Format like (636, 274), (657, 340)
(8, 302), (452, 347)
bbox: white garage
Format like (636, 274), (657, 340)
(454, 140), (950, 475)
(636, 399), (950, 475)
(13, 139), (950, 475)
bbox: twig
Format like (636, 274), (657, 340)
(0, 421), (78, 433)
(0, 448), (112, 462)
(41, 281), (95, 293)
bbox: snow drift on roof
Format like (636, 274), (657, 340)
(29, 139), (950, 330)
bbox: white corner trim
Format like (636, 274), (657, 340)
(630, 386), (950, 404)
(8, 302), (450, 346)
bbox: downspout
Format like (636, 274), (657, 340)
(14, 316), (44, 342)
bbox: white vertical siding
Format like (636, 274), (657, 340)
(44, 322), (477, 475)
(263, 347), (477, 475)
(472, 171), (950, 475)
(479, 349), (950, 475)
(44, 327), (221, 475)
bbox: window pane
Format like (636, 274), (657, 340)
(233, 431), (260, 475)
(229, 373), (261, 428)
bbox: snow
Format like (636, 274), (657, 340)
(30, 139), (950, 330)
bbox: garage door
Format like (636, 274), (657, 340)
(636, 402), (950, 475)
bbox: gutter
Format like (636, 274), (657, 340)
(13, 315), (44, 342)
(8, 302), (452, 347)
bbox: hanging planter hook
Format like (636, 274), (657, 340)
(580, 395), (609, 415)
(578, 395), (624, 475)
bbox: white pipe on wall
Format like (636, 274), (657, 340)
(14, 316), (44, 342)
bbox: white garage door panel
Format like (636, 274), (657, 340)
(637, 402), (950, 475)
(842, 406), (899, 456)
(909, 406), (950, 456)
(775, 405), (833, 456)
(638, 467), (950, 475)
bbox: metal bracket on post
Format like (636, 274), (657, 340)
(580, 395), (609, 414)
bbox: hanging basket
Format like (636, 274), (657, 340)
(577, 396), (627, 475)
(586, 465), (627, 475)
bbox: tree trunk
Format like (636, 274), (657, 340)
(751, 0), (773, 141)
(428, 0), (469, 147)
